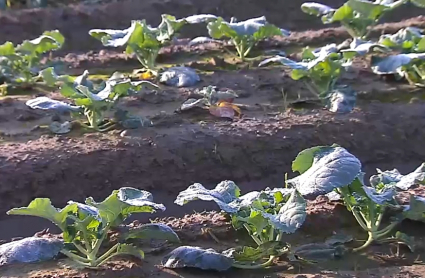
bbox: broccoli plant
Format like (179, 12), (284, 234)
(206, 16), (289, 60)
(89, 14), (217, 76)
(26, 68), (157, 132)
(286, 144), (425, 252)
(165, 180), (306, 270)
(301, 0), (424, 40)
(0, 30), (64, 92)
(259, 45), (356, 113)
(7, 187), (174, 268)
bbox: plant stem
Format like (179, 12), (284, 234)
(352, 232), (375, 252)
(243, 223), (262, 246)
(61, 249), (91, 263)
(232, 255), (276, 269)
(93, 243), (119, 266)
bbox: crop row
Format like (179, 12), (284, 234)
(4, 144), (425, 271)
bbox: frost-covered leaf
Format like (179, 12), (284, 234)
(207, 16), (288, 40)
(180, 98), (208, 111)
(188, 37), (223, 46)
(371, 53), (425, 75)
(403, 195), (425, 222)
(123, 223), (180, 243)
(90, 20), (160, 49)
(184, 14), (218, 24)
(26, 97), (81, 113)
(260, 190), (307, 233)
(362, 185), (395, 205)
(162, 246), (233, 271)
(159, 67), (200, 87)
(67, 201), (101, 221)
(379, 27), (424, 52)
(301, 2), (335, 16)
(370, 163), (425, 190)
(287, 146), (362, 199)
(0, 237), (63, 266)
(341, 38), (389, 59)
(49, 121), (72, 134)
(86, 187), (166, 225)
(326, 85), (356, 113)
(174, 181), (241, 213)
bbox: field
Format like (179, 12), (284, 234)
(1, 0), (425, 277)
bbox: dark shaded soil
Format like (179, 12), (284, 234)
(0, 0), (424, 52)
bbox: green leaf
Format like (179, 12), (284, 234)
(156, 14), (187, 42)
(86, 187), (165, 225)
(287, 146), (362, 199)
(42, 30), (65, 46)
(259, 190), (307, 233)
(232, 241), (289, 262)
(395, 232), (415, 252)
(0, 42), (15, 56)
(341, 39), (389, 59)
(16, 35), (62, 56)
(292, 146), (330, 174)
(7, 199), (78, 231)
(123, 223), (180, 243)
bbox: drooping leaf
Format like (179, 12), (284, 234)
(394, 231), (415, 252)
(403, 194), (425, 222)
(123, 223), (180, 243)
(371, 53), (425, 75)
(291, 242), (346, 262)
(370, 163), (425, 190)
(259, 190), (307, 233)
(180, 98), (208, 111)
(162, 246), (233, 271)
(326, 85), (357, 113)
(7, 199), (78, 231)
(174, 181), (241, 213)
(0, 237), (64, 266)
(287, 146), (362, 199)
(159, 66), (200, 87)
(49, 121), (72, 134)
(86, 187), (165, 225)
(26, 97), (81, 113)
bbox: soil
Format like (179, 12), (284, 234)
(1, 0), (425, 277)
